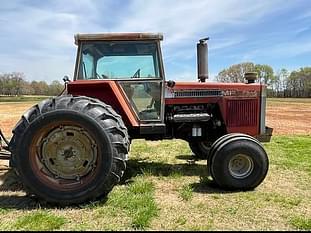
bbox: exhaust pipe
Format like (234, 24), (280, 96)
(197, 37), (209, 82)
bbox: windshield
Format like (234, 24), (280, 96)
(77, 41), (161, 80)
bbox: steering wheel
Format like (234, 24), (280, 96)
(132, 68), (141, 78)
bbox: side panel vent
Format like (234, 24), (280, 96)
(226, 99), (258, 127)
(173, 89), (222, 98)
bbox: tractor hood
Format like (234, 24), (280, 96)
(165, 81), (262, 99)
(164, 81), (267, 139)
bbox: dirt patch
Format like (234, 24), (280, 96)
(0, 102), (36, 137)
(266, 99), (311, 135)
(0, 99), (309, 138)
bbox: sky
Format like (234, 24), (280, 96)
(0, 0), (310, 83)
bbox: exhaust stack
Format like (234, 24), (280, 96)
(197, 37), (209, 82)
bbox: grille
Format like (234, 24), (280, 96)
(173, 89), (222, 98)
(226, 99), (258, 127)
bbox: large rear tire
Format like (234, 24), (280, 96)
(9, 95), (129, 205)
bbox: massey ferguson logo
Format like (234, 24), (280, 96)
(222, 90), (258, 97)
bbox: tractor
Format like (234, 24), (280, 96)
(0, 33), (273, 205)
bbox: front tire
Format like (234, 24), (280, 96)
(10, 95), (129, 205)
(209, 135), (269, 190)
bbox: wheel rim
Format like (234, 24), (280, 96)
(29, 121), (101, 191)
(228, 154), (254, 179)
(41, 125), (97, 180)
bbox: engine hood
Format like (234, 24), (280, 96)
(165, 81), (262, 99)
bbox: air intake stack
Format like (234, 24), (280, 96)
(244, 72), (258, 84)
(197, 37), (209, 82)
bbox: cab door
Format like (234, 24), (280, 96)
(77, 40), (165, 125)
(119, 80), (163, 123)
(93, 41), (164, 123)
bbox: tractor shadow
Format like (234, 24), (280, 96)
(0, 165), (96, 210)
(0, 165), (42, 210)
(122, 154), (239, 195)
(123, 157), (205, 179)
(0, 153), (238, 210)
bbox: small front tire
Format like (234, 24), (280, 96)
(209, 135), (269, 190)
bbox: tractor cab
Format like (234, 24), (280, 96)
(73, 33), (165, 123)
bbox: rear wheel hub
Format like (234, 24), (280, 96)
(41, 125), (97, 180)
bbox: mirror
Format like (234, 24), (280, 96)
(63, 75), (70, 83)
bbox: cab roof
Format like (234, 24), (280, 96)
(74, 33), (163, 45)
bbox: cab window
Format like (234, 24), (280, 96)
(78, 41), (160, 80)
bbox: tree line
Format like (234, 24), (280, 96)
(0, 72), (64, 96)
(1, 66), (310, 98)
(216, 63), (311, 98)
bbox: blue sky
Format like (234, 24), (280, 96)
(0, 0), (310, 83)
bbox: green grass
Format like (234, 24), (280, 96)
(12, 211), (66, 231)
(179, 184), (193, 201)
(0, 95), (50, 102)
(97, 177), (158, 230)
(262, 193), (302, 208)
(0, 208), (9, 215)
(264, 136), (311, 173)
(0, 136), (310, 230)
(289, 216), (311, 230)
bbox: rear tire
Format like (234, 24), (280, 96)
(209, 134), (268, 190)
(10, 95), (129, 205)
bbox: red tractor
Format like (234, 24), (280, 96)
(0, 33), (272, 205)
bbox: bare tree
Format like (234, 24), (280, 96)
(216, 62), (255, 83)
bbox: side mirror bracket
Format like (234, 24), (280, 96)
(59, 75), (70, 96)
(63, 75), (70, 84)
(167, 80), (175, 88)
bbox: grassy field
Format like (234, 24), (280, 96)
(0, 95), (50, 102)
(0, 98), (310, 230)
